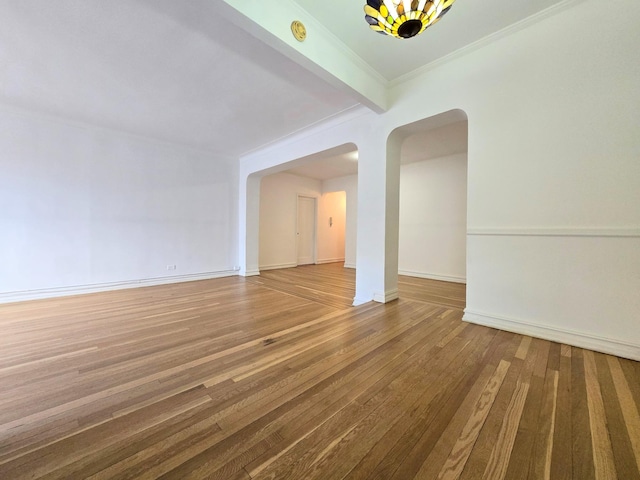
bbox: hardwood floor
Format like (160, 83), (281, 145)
(0, 263), (638, 479)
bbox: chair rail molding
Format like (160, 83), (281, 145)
(467, 227), (640, 237)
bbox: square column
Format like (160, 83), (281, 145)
(354, 130), (401, 304)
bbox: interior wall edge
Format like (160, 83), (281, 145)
(463, 309), (640, 362)
(0, 269), (238, 305)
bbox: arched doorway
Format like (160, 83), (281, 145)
(388, 109), (469, 307)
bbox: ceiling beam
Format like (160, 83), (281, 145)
(219, 0), (389, 113)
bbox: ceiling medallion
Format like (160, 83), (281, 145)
(364, 0), (456, 39)
(291, 20), (307, 42)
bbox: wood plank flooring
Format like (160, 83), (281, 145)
(0, 263), (638, 479)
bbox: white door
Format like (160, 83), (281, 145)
(297, 196), (316, 265)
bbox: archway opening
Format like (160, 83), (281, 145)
(243, 143), (358, 307)
(390, 109), (469, 308)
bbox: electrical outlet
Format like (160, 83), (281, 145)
(166, 265), (177, 271)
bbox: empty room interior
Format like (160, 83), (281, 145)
(1, 1), (639, 479)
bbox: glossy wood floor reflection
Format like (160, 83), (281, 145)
(0, 264), (639, 479)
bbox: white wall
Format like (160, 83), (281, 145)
(259, 172), (350, 270)
(321, 159), (468, 281)
(323, 174), (357, 268)
(393, 0), (640, 358)
(317, 191), (346, 264)
(259, 172), (321, 269)
(0, 107), (239, 302)
(399, 153), (467, 283)
(240, 0), (640, 359)
(239, 109), (396, 304)
(396, 1), (639, 359)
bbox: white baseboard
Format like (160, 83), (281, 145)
(240, 269), (261, 277)
(463, 310), (640, 361)
(259, 263), (297, 271)
(354, 288), (400, 306)
(373, 288), (399, 304)
(344, 263), (356, 269)
(316, 258), (345, 265)
(398, 270), (466, 284)
(0, 270), (238, 305)
(352, 296), (370, 306)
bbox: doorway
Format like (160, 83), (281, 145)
(398, 119), (468, 284)
(296, 195), (316, 265)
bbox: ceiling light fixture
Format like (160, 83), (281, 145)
(364, 0), (456, 39)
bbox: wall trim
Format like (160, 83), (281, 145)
(241, 269), (261, 277)
(344, 263), (356, 269)
(259, 263), (297, 271)
(373, 288), (399, 304)
(467, 227), (640, 238)
(0, 270), (238, 305)
(463, 310), (640, 362)
(398, 270), (466, 284)
(316, 258), (345, 265)
(352, 296), (370, 307)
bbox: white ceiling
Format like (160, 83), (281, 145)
(0, 1), (357, 156)
(0, 0), (562, 158)
(401, 120), (468, 164)
(287, 150), (359, 181)
(293, 0), (560, 81)
(286, 120), (468, 180)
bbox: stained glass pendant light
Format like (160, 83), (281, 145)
(364, 0), (457, 39)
